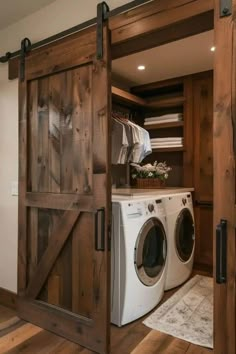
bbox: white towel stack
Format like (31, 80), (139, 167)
(151, 137), (183, 149)
(144, 113), (183, 126)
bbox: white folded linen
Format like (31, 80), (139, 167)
(151, 143), (183, 146)
(144, 118), (182, 125)
(144, 113), (183, 122)
(150, 137), (183, 142)
(151, 144), (183, 148)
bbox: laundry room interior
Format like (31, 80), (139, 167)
(2, 0), (234, 353)
(109, 29), (213, 352)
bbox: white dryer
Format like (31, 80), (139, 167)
(111, 196), (168, 326)
(163, 192), (195, 290)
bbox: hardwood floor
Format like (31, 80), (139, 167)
(0, 276), (213, 354)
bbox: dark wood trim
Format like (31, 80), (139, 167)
(112, 11), (213, 59)
(145, 121), (184, 130)
(131, 70), (213, 95)
(25, 192), (94, 211)
(0, 288), (17, 310)
(148, 96), (185, 108)
(112, 86), (146, 106)
(131, 77), (184, 95)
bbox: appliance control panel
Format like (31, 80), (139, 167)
(124, 199), (165, 218)
(145, 199), (165, 216)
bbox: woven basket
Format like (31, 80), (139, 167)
(136, 178), (165, 189)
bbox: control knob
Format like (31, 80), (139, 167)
(148, 204), (155, 213)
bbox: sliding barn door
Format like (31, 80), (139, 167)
(214, 1), (236, 353)
(17, 24), (111, 354)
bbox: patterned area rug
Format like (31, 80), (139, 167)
(143, 275), (213, 348)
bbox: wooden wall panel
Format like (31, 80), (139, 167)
(193, 72), (213, 202)
(194, 205), (213, 270)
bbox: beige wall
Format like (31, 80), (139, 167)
(0, 0), (129, 292)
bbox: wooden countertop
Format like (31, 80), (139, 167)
(112, 187), (194, 197)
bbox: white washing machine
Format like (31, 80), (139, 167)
(111, 196), (168, 327)
(163, 192), (195, 290)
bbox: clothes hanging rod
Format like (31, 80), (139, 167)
(0, 0), (154, 64)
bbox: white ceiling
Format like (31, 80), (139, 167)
(112, 30), (214, 88)
(0, 0), (56, 30)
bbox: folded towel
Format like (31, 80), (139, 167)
(144, 118), (182, 125)
(151, 144), (183, 148)
(150, 137), (183, 142)
(151, 142), (183, 146)
(145, 113), (183, 122)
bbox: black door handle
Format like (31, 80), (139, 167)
(95, 208), (105, 251)
(216, 219), (227, 284)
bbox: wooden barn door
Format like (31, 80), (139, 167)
(17, 22), (111, 354)
(214, 0), (236, 353)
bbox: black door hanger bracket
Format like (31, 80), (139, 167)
(220, 0), (232, 17)
(97, 2), (110, 60)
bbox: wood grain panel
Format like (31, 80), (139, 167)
(214, 1), (236, 353)
(25, 192), (94, 211)
(72, 66), (93, 194)
(183, 77), (194, 187)
(48, 73), (61, 193)
(60, 71), (73, 193)
(37, 78), (50, 192)
(194, 205), (213, 269)
(193, 73), (213, 202)
(25, 29), (96, 80)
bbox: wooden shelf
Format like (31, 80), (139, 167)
(144, 121), (184, 130)
(147, 96), (185, 109)
(152, 147), (184, 152)
(112, 86), (146, 107)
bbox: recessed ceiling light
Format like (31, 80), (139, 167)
(211, 46), (216, 52)
(137, 65), (145, 71)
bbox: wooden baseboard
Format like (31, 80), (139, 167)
(0, 287), (17, 310)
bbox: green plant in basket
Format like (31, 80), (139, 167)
(131, 161), (171, 180)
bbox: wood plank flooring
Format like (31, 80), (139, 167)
(0, 278), (213, 354)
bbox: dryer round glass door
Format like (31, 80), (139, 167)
(175, 208), (195, 262)
(134, 217), (167, 287)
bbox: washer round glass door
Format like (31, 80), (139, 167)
(175, 208), (195, 262)
(134, 217), (167, 287)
